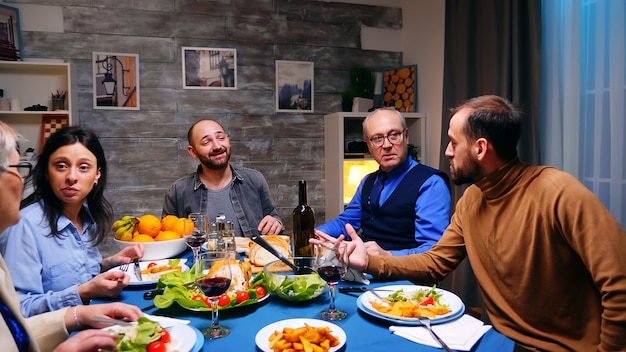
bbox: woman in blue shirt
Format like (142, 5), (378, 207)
(0, 126), (143, 317)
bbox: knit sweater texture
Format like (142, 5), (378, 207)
(367, 158), (626, 351)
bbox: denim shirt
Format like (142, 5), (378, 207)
(0, 201), (101, 317)
(162, 164), (283, 237)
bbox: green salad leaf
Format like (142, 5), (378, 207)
(254, 269), (327, 301)
(112, 317), (162, 352)
(153, 270), (263, 311)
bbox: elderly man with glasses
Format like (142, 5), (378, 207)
(317, 108), (451, 256)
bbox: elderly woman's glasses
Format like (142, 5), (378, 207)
(368, 129), (406, 147)
(7, 163), (33, 179)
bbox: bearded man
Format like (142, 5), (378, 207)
(163, 119), (283, 237)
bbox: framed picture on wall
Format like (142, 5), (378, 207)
(93, 52), (140, 110)
(275, 60), (314, 113)
(182, 47), (237, 90)
(381, 64), (417, 112)
(0, 4), (22, 61)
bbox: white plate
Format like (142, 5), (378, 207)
(104, 315), (202, 352)
(255, 318), (346, 352)
(108, 259), (189, 286)
(356, 285), (465, 325)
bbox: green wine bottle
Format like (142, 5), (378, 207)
(292, 180), (315, 257)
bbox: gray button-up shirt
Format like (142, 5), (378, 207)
(162, 164), (283, 237)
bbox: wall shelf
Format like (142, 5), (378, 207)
(0, 61), (74, 153)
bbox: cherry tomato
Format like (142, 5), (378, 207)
(419, 296), (434, 306)
(147, 262), (158, 269)
(192, 294), (210, 307)
(158, 329), (171, 344)
(255, 286), (267, 299)
(147, 341), (167, 352)
(218, 293), (231, 307)
(236, 291), (250, 304)
(192, 294), (204, 301)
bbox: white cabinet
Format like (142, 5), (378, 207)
(0, 61), (74, 154)
(324, 112), (426, 219)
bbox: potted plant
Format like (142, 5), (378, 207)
(340, 65), (375, 112)
(341, 89), (355, 112)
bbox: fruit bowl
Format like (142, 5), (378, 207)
(114, 237), (188, 261)
(263, 257), (327, 302)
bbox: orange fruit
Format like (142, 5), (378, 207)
(172, 218), (193, 237)
(131, 234), (155, 242)
(154, 230), (181, 241)
(136, 214), (161, 238)
(161, 215), (179, 231)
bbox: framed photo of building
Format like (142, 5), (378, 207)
(381, 64), (417, 112)
(275, 60), (314, 113)
(0, 4), (22, 61)
(92, 52), (140, 110)
(182, 47), (237, 90)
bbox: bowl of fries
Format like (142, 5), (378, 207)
(255, 318), (346, 352)
(262, 257), (327, 302)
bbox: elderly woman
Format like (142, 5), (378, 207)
(0, 126), (143, 317)
(0, 121), (143, 352)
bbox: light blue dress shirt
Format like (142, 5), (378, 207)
(317, 158), (451, 255)
(0, 201), (102, 317)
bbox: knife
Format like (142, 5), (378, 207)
(338, 287), (394, 296)
(133, 259), (143, 281)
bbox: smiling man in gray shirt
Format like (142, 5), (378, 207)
(162, 119), (283, 237)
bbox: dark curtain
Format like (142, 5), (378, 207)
(437, 0), (542, 312)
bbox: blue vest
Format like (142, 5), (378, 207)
(360, 163), (448, 250)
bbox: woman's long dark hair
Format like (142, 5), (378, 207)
(21, 126), (112, 245)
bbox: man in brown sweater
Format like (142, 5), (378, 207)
(315, 95), (626, 351)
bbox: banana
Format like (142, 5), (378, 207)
(119, 228), (133, 242)
(115, 222), (133, 240)
(111, 219), (128, 232)
(112, 216), (139, 232)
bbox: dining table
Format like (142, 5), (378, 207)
(94, 249), (515, 352)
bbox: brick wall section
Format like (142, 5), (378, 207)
(9, 0), (402, 255)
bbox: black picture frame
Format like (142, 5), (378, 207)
(0, 4), (22, 61)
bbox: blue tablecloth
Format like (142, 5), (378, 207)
(94, 250), (514, 351)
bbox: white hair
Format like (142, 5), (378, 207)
(0, 121), (19, 169)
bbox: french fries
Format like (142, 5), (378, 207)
(268, 323), (340, 352)
(140, 265), (182, 275)
(370, 300), (451, 318)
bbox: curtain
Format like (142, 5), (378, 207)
(438, 0), (543, 310)
(541, 0), (625, 227)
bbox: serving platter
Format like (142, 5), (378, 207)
(107, 259), (189, 286)
(255, 318), (346, 352)
(356, 285), (465, 325)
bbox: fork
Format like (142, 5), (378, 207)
(119, 263), (129, 272)
(418, 316), (453, 352)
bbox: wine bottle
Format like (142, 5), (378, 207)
(292, 180), (315, 257)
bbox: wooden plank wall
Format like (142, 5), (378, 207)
(11, 0), (402, 255)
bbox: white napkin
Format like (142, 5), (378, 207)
(143, 313), (190, 325)
(389, 314), (492, 351)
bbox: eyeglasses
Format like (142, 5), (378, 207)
(7, 163), (33, 179)
(368, 129), (406, 147)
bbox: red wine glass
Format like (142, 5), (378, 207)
(196, 250), (232, 339)
(315, 242), (348, 320)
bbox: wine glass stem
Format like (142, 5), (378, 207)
(192, 248), (200, 276)
(328, 283), (337, 311)
(210, 298), (221, 333)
